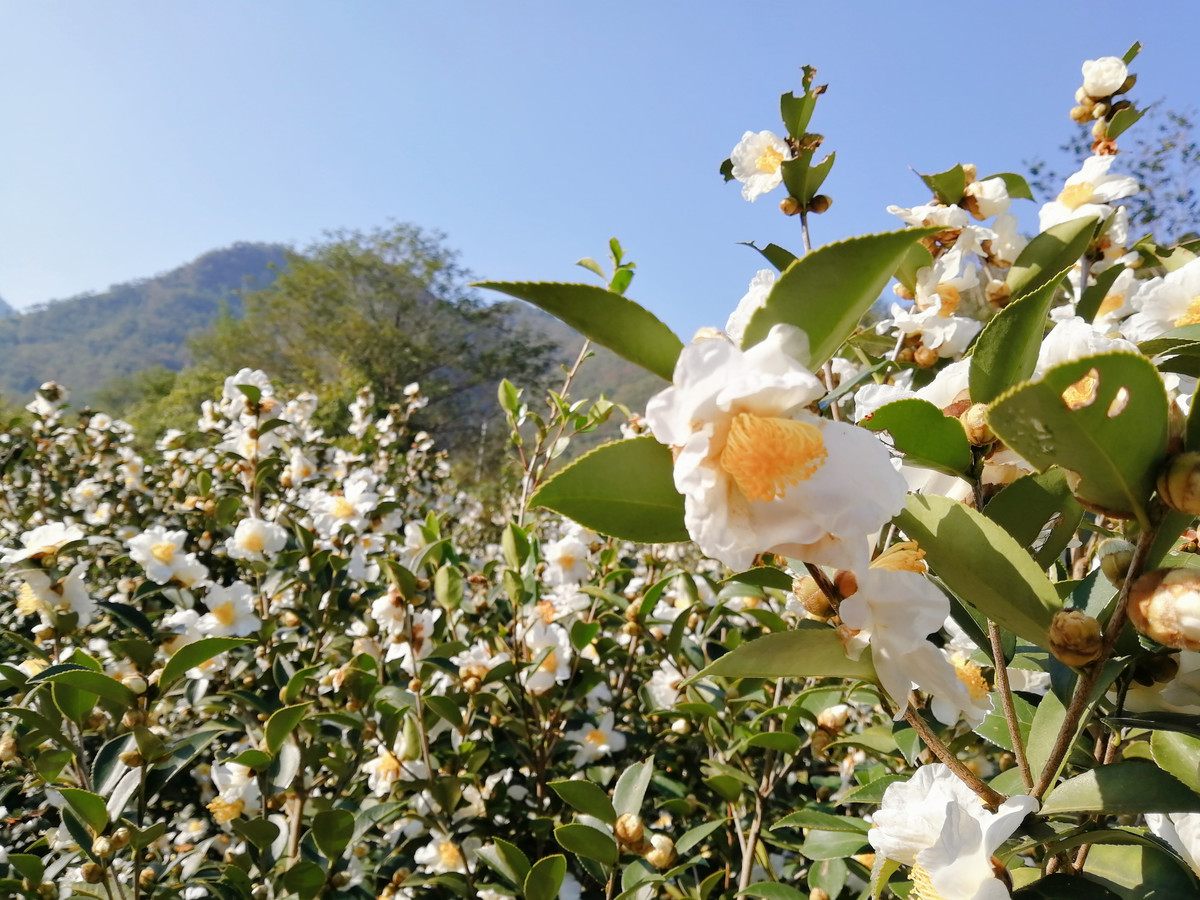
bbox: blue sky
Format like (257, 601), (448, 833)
(1, 1), (1193, 337)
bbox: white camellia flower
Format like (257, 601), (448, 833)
(1147, 813), (1200, 876)
(1081, 56), (1128, 98)
(1038, 155), (1138, 233)
(413, 828), (480, 875)
(565, 711), (627, 766)
(226, 517), (289, 562)
(871, 764), (1038, 899)
(986, 213), (1027, 267)
(1121, 256), (1200, 342)
(886, 202), (970, 231)
(127, 526), (209, 587)
(523, 621), (572, 694)
(197, 582), (260, 637)
(207, 761), (261, 823)
(730, 130), (792, 202)
(1033, 316), (1138, 377)
(542, 533), (590, 586)
(645, 324), (906, 573)
(839, 568), (988, 723)
(2, 522), (85, 565)
(17, 563), (95, 626)
(963, 177), (1011, 219)
(725, 269), (777, 345)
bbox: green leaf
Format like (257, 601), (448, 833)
(312, 808), (354, 861)
(1076, 264), (1127, 324)
(613, 758), (654, 818)
(975, 692), (1036, 753)
(986, 352), (1169, 525)
(475, 282), (683, 382)
(1040, 761), (1200, 815)
(984, 172), (1035, 202)
(282, 859), (326, 898)
(1151, 730), (1200, 794)
(1108, 106), (1145, 140)
(477, 838), (531, 888)
(740, 241), (798, 272)
(983, 469), (1085, 568)
(1083, 842), (1199, 897)
(569, 620), (601, 651)
(159, 637), (254, 692)
(676, 819), (727, 854)
(7, 853), (44, 883)
(896, 494), (1062, 649)
(232, 816), (280, 852)
(58, 787), (108, 833)
(772, 809), (869, 834)
(555, 823), (618, 865)
(741, 884), (807, 900)
(862, 398), (972, 476)
(742, 732), (802, 753)
(51, 680), (95, 726)
(840, 774), (906, 803)
(264, 702), (311, 754)
(549, 779), (616, 825)
(919, 165), (967, 205)
(780, 149), (835, 206)
(524, 854), (567, 900)
(1122, 41), (1143, 64)
(530, 437), (686, 543)
(780, 89), (819, 138)
(43, 669), (137, 709)
(1006, 216), (1098, 301)
(798, 829), (870, 861)
(145, 726), (232, 799)
(895, 243), (934, 293)
(1012, 874), (1122, 898)
(741, 228), (939, 364)
(969, 276), (1062, 405)
(697, 622), (877, 682)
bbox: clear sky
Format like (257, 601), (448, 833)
(1, 1), (1194, 338)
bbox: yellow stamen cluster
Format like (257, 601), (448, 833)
(720, 413), (827, 503)
(1175, 296), (1200, 327)
(954, 656), (991, 700)
(1057, 182), (1096, 210)
(207, 797), (245, 824)
(151, 542), (177, 564)
(910, 864), (947, 900)
(756, 145), (784, 174)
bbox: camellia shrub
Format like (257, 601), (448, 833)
(4, 40), (1200, 900)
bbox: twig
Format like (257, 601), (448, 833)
(903, 707), (1005, 808)
(989, 621), (1033, 790)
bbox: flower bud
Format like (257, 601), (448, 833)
(122, 709), (147, 729)
(110, 827), (132, 851)
(644, 833), (676, 869)
(809, 727), (833, 756)
(1097, 538), (1136, 588)
(670, 718), (690, 735)
(779, 196), (802, 216)
(816, 703), (850, 733)
(1048, 609), (1104, 667)
(808, 194), (833, 214)
(1130, 569), (1200, 650)
(959, 404), (995, 446)
(92, 835), (114, 858)
(914, 346), (939, 369)
(0, 731), (17, 762)
(810, 890), (831, 900)
(1159, 452), (1200, 514)
(1070, 105), (1092, 123)
(624, 601), (642, 624)
(140, 867), (156, 887)
(37, 884), (58, 900)
(81, 863), (105, 884)
(119, 749), (145, 768)
(122, 673), (148, 695)
(833, 570), (858, 599)
(615, 813), (645, 849)
(793, 576), (832, 619)
(1133, 653), (1181, 686)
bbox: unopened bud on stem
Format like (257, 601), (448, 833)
(1158, 452), (1200, 515)
(1130, 569), (1200, 650)
(1048, 609), (1103, 667)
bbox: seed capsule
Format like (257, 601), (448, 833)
(615, 813), (645, 849)
(1097, 538), (1136, 588)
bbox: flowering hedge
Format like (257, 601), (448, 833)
(5, 42), (1200, 900)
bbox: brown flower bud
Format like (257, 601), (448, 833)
(140, 867), (156, 887)
(92, 836), (114, 858)
(110, 827), (132, 851)
(816, 703), (850, 733)
(1048, 609), (1104, 667)
(615, 813), (645, 849)
(810, 889), (831, 900)
(914, 346), (939, 369)
(1158, 452), (1200, 514)
(809, 727), (833, 756)
(621, 621), (642, 637)
(793, 575), (832, 619)
(119, 749), (145, 768)
(808, 194), (833, 214)
(959, 404), (995, 446)
(1130, 568), (1200, 650)
(833, 570), (858, 599)
(624, 601), (642, 624)
(81, 863), (105, 884)
(644, 834), (676, 869)
(1097, 538), (1136, 588)
(779, 196), (802, 216)
(0, 732), (17, 763)
(121, 709), (146, 729)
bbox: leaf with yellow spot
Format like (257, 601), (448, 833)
(986, 352), (1169, 526)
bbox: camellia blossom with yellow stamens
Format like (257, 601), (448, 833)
(645, 324), (906, 573)
(729, 130), (792, 202)
(1037, 155), (1137, 234)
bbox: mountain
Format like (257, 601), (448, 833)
(0, 243), (287, 403)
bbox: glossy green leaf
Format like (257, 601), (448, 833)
(742, 884), (807, 900)
(475, 282), (683, 382)
(524, 854), (567, 900)
(863, 398), (972, 476)
(742, 228), (939, 364)
(264, 702), (311, 754)
(780, 149), (836, 206)
(555, 823), (618, 865)
(550, 779), (616, 825)
(43, 669), (137, 709)
(476, 837), (531, 888)
(1077, 264), (1127, 324)
(698, 622), (877, 682)
(975, 692), (1035, 753)
(159, 637), (254, 692)
(7, 854), (44, 884)
(1084, 842), (1200, 897)
(59, 787), (108, 833)
(986, 353), (1169, 525)
(676, 819), (727, 854)
(1012, 874), (1121, 898)
(896, 494), (1062, 649)
(984, 172), (1035, 202)
(312, 808), (354, 861)
(799, 829), (870, 861)
(772, 809), (869, 834)
(919, 164), (967, 205)
(282, 859), (325, 898)
(1006, 217), (1098, 301)
(983, 469), (1085, 568)
(1151, 730), (1200, 794)
(840, 774), (906, 803)
(895, 243), (934, 293)
(1040, 761), (1200, 815)
(740, 241), (798, 272)
(145, 726), (232, 799)
(51, 681), (95, 725)
(1108, 106), (1145, 140)
(613, 757), (654, 818)
(530, 437), (687, 543)
(780, 88), (819, 137)
(969, 276), (1062, 405)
